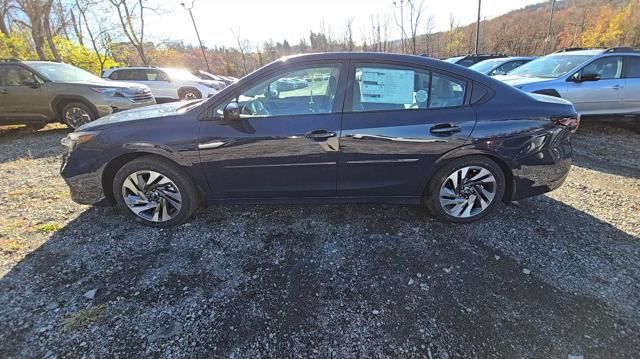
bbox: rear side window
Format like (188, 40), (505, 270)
(351, 65), (467, 112)
(625, 56), (640, 78)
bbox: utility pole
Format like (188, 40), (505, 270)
(543, 0), (557, 55)
(475, 0), (481, 54)
(181, 1), (211, 73)
(393, 0), (406, 53)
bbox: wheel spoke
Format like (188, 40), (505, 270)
(462, 195), (477, 217)
(130, 202), (158, 214)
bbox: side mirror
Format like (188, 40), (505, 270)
(575, 72), (601, 82)
(223, 102), (240, 121)
(23, 79), (42, 88)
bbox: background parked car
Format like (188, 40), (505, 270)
(469, 56), (537, 76)
(495, 47), (640, 116)
(443, 54), (507, 67)
(192, 70), (227, 90)
(102, 66), (221, 102)
(0, 59), (155, 129)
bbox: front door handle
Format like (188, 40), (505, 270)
(430, 124), (461, 135)
(305, 129), (337, 141)
(611, 84), (623, 90)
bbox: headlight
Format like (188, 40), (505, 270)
(61, 131), (101, 150)
(91, 87), (122, 97)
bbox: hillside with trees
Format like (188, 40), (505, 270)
(0, 0), (639, 77)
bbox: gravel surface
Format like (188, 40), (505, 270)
(0, 121), (638, 358)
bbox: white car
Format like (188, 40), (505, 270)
(101, 67), (221, 102)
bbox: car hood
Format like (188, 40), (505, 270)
(493, 74), (556, 87)
(63, 79), (148, 89)
(78, 101), (198, 131)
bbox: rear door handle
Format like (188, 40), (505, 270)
(305, 129), (337, 141)
(430, 124), (461, 135)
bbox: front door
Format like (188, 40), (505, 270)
(564, 56), (625, 115)
(0, 64), (50, 124)
(338, 62), (476, 197)
(198, 62), (347, 199)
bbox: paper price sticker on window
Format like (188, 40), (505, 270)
(358, 68), (414, 104)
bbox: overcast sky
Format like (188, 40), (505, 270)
(146, 0), (544, 48)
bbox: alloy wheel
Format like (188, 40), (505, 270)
(439, 166), (497, 218)
(183, 91), (198, 100)
(64, 107), (92, 128)
(121, 170), (182, 222)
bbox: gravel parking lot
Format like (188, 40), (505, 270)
(0, 120), (638, 358)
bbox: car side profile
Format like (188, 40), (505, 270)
(0, 59), (155, 129)
(61, 52), (578, 227)
(102, 66), (221, 102)
(469, 56), (537, 76)
(495, 47), (640, 116)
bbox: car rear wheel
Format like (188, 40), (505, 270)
(113, 156), (200, 227)
(62, 102), (95, 129)
(425, 156), (505, 223)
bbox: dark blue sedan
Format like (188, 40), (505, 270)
(60, 52), (579, 227)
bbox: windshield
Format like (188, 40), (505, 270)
(470, 59), (502, 73)
(163, 68), (202, 81)
(28, 62), (102, 82)
(509, 54), (593, 78)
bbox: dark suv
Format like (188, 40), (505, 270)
(0, 59), (155, 129)
(444, 54), (507, 67)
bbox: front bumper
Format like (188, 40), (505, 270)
(60, 153), (107, 205)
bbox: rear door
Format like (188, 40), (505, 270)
(198, 61), (347, 198)
(564, 56), (626, 115)
(622, 56), (640, 114)
(0, 64), (50, 124)
(338, 61), (476, 198)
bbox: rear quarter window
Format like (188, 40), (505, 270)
(625, 56), (640, 78)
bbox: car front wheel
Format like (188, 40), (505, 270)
(113, 156), (200, 227)
(62, 102), (95, 129)
(425, 156), (506, 223)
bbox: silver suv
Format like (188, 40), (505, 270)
(0, 59), (155, 129)
(495, 47), (640, 116)
(102, 67), (221, 102)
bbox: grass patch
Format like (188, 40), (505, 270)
(63, 304), (107, 331)
(37, 223), (62, 233)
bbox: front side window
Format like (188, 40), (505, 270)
(580, 56), (623, 79)
(0, 65), (42, 86)
(351, 65), (466, 112)
(217, 65), (341, 118)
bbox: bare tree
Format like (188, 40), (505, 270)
(406, 0), (426, 54)
(0, 0), (13, 36)
(231, 27), (250, 75)
(15, 0), (61, 60)
(343, 17), (355, 51)
(77, 0), (115, 71)
(107, 0), (155, 65)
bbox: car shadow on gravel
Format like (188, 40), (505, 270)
(1, 195), (639, 358)
(572, 120), (640, 179)
(0, 126), (69, 164)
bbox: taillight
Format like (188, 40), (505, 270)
(553, 114), (580, 133)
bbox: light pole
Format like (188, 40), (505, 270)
(543, 0), (557, 55)
(393, 0), (406, 53)
(181, 1), (211, 73)
(475, 0), (481, 54)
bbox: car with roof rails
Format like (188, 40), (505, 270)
(443, 54), (507, 67)
(469, 56), (537, 76)
(61, 52), (578, 227)
(0, 59), (155, 129)
(495, 47), (640, 116)
(102, 66), (221, 102)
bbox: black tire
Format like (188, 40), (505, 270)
(113, 156), (200, 227)
(61, 102), (95, 129)
(178, 87), (202, 101)
(424, 155), (506, 224)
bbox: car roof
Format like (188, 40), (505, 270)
(548, 49), (604, 56)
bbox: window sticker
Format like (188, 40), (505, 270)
(357, 68), (414, 104)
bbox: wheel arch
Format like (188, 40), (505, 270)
(51, 96), (99, 121)
(420, 149), (516, 204)
(101, 152), (204, 205)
